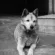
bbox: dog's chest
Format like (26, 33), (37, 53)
(25, 37), (36, 46)
(24, 30), (36, 37)
(22, 30), (37, 46)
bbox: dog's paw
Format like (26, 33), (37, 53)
(27, 52), (33, 55)
(27, 50), (33, 55)
(19, 52), (25, 55)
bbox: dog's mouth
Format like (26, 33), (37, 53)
(24, 29), (35, 35)
(26, 30), (31, 33)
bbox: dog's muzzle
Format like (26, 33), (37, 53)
(30, 25), (34, 29)
(22, 25), (34, 30)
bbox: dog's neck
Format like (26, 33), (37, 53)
(24, 29), (36, 38)
(25, 29), (35, 34)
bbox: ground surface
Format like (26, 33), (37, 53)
(0, 16), (55, 55)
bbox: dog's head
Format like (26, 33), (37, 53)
(21, 8), (38, 30)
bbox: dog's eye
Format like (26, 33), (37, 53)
(33, 20), (37, 22)
(26, 20), (29, 22)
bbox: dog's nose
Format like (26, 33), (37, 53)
(30, 25), (34, 29)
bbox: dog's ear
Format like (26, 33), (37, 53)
(33, 8), (38, 17)
(22, 8), (29, 17)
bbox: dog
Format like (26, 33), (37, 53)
(14, 8), (39, 55)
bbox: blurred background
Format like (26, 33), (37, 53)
(0, 0), (48, 16)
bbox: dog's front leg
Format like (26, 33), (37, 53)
(27, 44), (36, 55)
(27, 36), (39, 55)
(17, 38), (25, 55)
